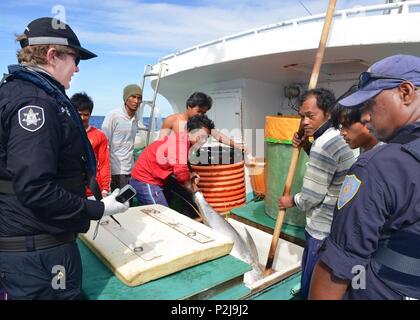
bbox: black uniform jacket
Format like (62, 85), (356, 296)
(0, 70), (104, 236)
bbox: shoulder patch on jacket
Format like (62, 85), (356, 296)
(18, 106), (45, 132)
(337, 174), (361, 210)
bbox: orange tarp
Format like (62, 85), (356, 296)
(265, 115), (301, 144)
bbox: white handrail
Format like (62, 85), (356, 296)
(159, 1), (420, 62)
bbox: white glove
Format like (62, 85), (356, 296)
(101, 189), (129, 217)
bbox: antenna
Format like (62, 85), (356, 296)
(298, 0), (313, 16)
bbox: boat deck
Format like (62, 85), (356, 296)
(79, 239), (251, 300)
(79, 200), (305, 300)
(230, 200), (305, 247)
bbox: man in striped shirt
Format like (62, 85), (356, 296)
(278, 88), (355, 299)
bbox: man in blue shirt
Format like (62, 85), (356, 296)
(310, 54), (420, 300)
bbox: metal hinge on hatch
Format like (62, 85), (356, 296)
(99, 218), (162, 261)
(140, 208), (214, 244)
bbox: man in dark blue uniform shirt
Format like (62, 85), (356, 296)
(0, 17), (129, 299)
(310, 54), (420, 300)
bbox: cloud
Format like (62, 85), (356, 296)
(0, 0), (384, 115)
(18, 0), (312, 52)
(68, 0), (380, 52)
(0, 0), (382, 58)
(102, 50), (164, 57)
(94, 0), (307, 50)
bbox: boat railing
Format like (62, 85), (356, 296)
(159, 1), (420, 62)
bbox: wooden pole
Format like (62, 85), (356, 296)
(265, 0), (337, 273)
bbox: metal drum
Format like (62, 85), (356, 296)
(191, 146), (245, 213)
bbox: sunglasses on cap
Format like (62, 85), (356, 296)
(357, 71), (408, 89)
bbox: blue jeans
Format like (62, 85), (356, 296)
(129, 178), (169, 206)
(300, 231), (324, 300)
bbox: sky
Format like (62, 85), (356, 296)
(0, 0), (385, 116)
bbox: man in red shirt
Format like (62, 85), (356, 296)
(71, 92), (111, 198)
(130, 114), (214, 206)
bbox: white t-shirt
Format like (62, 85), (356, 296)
(101, 106), (138, 175)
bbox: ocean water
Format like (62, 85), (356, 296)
(90, 116), (162, 130)
(90, 116), (105, 128)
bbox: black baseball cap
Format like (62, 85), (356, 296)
(19, 17), (97, 60)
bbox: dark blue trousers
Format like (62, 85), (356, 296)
(300, 231), (324, 300)
(129, 178), (169, 206)
(0, 241), (84, 300)
(130, 177), (199, 219)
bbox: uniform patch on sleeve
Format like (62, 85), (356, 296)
(337, 174), (361, 210)
(18, 106), (45, 132)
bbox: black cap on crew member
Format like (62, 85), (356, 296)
(19, 17), (97, 60)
